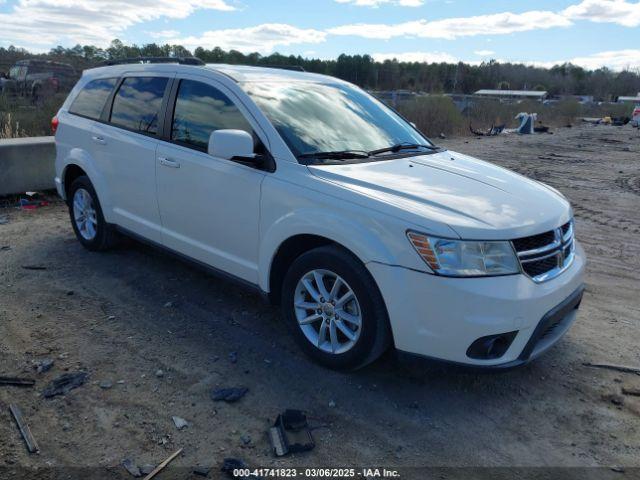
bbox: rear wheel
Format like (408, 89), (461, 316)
(281, 245), (391, 370)
(67, 176), (118, 251)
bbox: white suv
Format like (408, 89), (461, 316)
(53, 58), (585, 370)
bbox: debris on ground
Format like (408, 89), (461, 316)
(607, 394), (625, 406)
(469, 123), (505, 136)
(0, 215), (8, 225)
(211, 387), (248, 403)
(33, 358), (54, 374)
(155, 369), (164, 378)
(193, 465), (211, 477)
(229, 351), (238, 363)
(516, 112), (537, 134)
(19, 197), (50, 210)
(122, 458), (142, 477)
(583, 362), (640, 375)
(9, 404), (40, 454)
(172, 416), (189, 430)
(141, 448), (183, 480)
(0, 376), (35, 387)
(622, 387), (640, 397)
(99, 380), (113, 390)
(42, 371), (88, 398)
(268, 409), (315, 457)
(21, 265), (47, 271)
(140, 464), (155, 476)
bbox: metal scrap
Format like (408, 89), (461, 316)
(9, 404), (39, 453)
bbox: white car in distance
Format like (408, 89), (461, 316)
(53, 58), (585, 370)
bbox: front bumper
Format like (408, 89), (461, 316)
(367, 241), (586, 367)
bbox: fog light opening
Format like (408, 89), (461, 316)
(467, 331), (518, 360)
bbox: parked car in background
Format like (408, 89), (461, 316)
(2, 59), (78, 101)
(53, 58), (585, 371)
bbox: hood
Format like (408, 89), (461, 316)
(308, 150), (572, 240)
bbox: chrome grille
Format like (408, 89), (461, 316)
(512, 221), (575, 283)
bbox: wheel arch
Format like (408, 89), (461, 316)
(62, 163), (88, 202)
(260, 211), (398, 304)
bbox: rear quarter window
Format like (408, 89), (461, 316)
(69, 78), (117, 120)
(109, 77), (169, 135)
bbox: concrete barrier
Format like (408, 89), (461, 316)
(0, 136), (55, 196)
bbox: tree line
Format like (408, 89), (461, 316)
(1, 39), (639, 100)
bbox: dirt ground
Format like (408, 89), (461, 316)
(1, 123), (639, 479)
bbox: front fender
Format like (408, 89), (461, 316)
(259, 207), (403, 292)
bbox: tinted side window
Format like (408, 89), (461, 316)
(69, 78), (117, 120)
(171, 80), (252, 150)
(110, 77), (168, 135)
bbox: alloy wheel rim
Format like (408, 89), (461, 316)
(293, 269), (362, 354)
(73, 188), (98, 241)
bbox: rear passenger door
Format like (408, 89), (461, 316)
(91, 73), (172, 243)
(155, 76), (268, 284)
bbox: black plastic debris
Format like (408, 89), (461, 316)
(268, 409), (315, 457)
(42, 372), (88, 398)
(193, 465), (211, 477)
(122, 458), (142, 477)
(211, 387), (248, 403)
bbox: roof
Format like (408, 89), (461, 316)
(474, 89), (548, 97)
(85, 61), (341, 84)
(204, 64), (339, 83)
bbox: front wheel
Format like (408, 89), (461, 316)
(281, 245), (391, 370)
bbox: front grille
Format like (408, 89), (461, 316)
(512, 221), (575, 283)
(512, 231), (555, 252)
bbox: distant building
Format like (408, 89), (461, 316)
(474, 89), (548, 101)
(616, 93), (640, 104)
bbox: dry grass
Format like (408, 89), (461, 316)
(0, 93), (65, 138)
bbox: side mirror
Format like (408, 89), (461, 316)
(208, 129), (255, 161)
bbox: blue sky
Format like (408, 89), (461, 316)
(0, 0), (639, 70)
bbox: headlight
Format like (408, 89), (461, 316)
(407, 231), (520, 277)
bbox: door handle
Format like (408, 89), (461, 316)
(158, 157), (180, 168)
(91, 135), (106, 145)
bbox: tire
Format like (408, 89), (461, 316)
(67, 176), (118, 251)
(281, 245), (391, 370)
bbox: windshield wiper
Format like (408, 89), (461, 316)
(298, 150), (370, 161)
(369, 143), (438, 156)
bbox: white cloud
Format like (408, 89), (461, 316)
(370, 49), (640, 71)
(552, 49), (640, 70)
(0, 0), (236, 48)
(474, 50), (495, 56)
(168, 24), (327, 54)
(328, 10), (572, 40)
(563, 0), (640, 27)
(335, 0), (423, 7)
(147, 30), (181, 39)
(373, 51), (458, 63)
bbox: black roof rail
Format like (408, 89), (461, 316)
(95, 57), (205, 67)
(264, 65), (305, 72)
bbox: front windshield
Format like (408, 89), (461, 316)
(242, 81), (432, 160)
